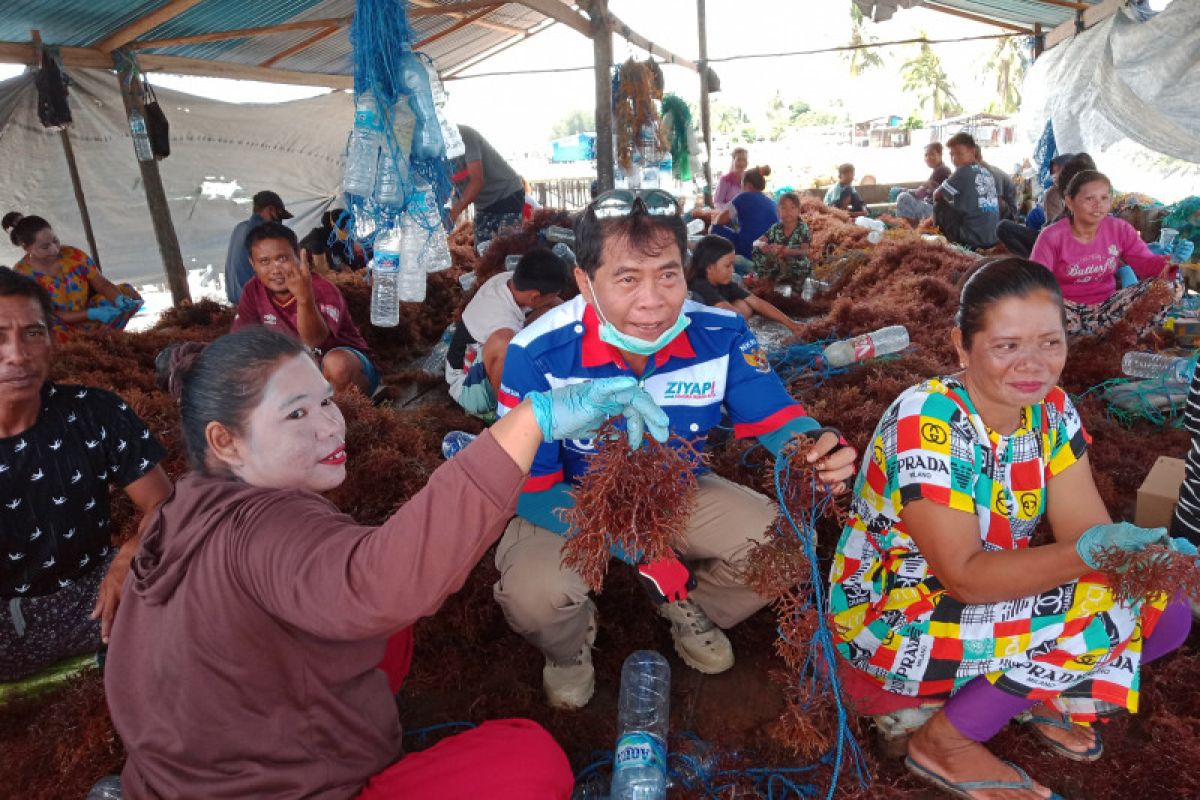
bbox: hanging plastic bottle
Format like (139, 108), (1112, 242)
(398, 211), (428, 302)
(505, 254), (522, 271)
(370, 219), (402, 327)
(441, 430), (477, 460)
(544, 226), (575, 245)
(610, 650), (670, 800)
(422, 57), (466, 159)
(638, 124), (660, 191)
(414, 187), (452, 272)
(399, 46), (444, 162)
(822, 325), (910, 367)
(1121, 352), (1193, 383)
(128, 109), (153, 162)
(344, 90), (383, 198)
(86, 776), (123, 800)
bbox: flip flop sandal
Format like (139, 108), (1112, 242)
(1017, 709), (1104, 762)
(905, 756), (1066, 800)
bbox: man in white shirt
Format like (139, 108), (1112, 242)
(445, 249), (568, 416)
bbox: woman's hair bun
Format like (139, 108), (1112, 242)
(2, 212), (23, 233)
(155, 342), (208, 399)
(757, 165), (772, 177)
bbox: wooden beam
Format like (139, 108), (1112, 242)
(591, 0), (614, 192)
(409, 0), (506, 15)
(442, 17), (557, 78)
(0, 42), (354, 88)
(697, 0), (713, 205)
(1032, 0), (1088, 10)
(921, 3), (1034, 33)
(408, 0), (524, 35)
(511, 0), (591, 36)
(416, 8), (498, 49)
(1044, 0), (1121, 49)
(131, 17), (352, 51)
(259, 25), (342, 68)
(604, 11), (699, 72)
(96, 0), (206, 53)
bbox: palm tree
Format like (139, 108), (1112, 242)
(844, 5), (884, 76)
(984, 36), (1026, 114)
(901, 40), (962, 120)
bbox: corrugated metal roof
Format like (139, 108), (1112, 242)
(917, 0), (1105, 30)
(0, 0), (165, 47)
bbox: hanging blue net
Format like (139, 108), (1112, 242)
(1032, 119), (1056, 190)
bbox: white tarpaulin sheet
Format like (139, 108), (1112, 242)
(1020, 1), (1200, 163)
(0, 68), (350, 285)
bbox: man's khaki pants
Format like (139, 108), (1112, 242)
(493, 474), (778, 662)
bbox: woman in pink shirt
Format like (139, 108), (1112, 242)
(1030, 169), (1171, 337)
(713, 147), (749, 210)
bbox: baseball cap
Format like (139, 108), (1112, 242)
(252, 190), (293, 219)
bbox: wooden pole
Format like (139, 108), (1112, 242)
(113, 53), (191, 305)
(697, 0), (713, 206)
(58, 129), (101, 266)
(590, 0), (614, 193)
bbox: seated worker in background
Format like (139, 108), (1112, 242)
(105, 325), (656, 798)
(493, 190), (857, 709)
(1030, 169), (1172, 338)
(3, 212), (142, 337)
(446, 248), (568, 416)
(751, 191), (813, 290)
(449, 125), (525, 248)
(224, 190), (292, 305)
(832, 257), (1190, 799)
(232, 222), (380, 396)
(895, 143), (952, 221)
(0, 268), (170, 682)
(933, 132), (1000, 250)
(713, 147), (749, 211)
(823, 163), (866, 217)
(298, 208), (368, 274)
(996, 153), (1076, 258)
(710, 166), (778, 271)
(688, 235), (804, 338)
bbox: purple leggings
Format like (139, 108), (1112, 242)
(944, 596), (1192, 742)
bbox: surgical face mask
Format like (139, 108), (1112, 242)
(586, 275), (690, 357)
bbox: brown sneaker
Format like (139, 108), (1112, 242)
(542, 600), (598, 709)
(657, 598), (734, 674)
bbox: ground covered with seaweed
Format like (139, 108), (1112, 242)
(2, 210), (1197, 799)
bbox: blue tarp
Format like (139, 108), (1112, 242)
(550, 133), (596, 163)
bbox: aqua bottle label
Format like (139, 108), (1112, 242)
(613, 732), (665, 772)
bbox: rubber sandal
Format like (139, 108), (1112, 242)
(1017, 709), (1104, 762)
(905, 756), (1065, 799)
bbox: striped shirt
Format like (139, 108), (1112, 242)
(1172, 361), (1200, 542)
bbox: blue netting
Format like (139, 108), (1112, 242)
(1032, 119), (1056, 190)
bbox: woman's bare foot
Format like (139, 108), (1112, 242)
(1025, 701), (1099, 758)
(907, 711), (1052, 800)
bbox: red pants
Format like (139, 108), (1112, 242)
(355, 718), (574, 799)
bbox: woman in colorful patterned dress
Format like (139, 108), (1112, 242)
(4, 212), (141, 337)
(830, 257), (1192, 800)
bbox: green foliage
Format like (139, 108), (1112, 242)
(712, 100), (750, 137)
(844, 3), (884, 76)
(900, 112), (924, 131)
(901, 39), (961, 120)
(984, 37), (1026, 114)
(551, 108), (594, 139)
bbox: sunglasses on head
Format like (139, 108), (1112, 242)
(589, 189), (679, 219)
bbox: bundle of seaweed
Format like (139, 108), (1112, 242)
(1094, 545), (1200, 606)
(613, 58), (667, 172)
(799, 197), (870, 255)
(560, 424), (705, 591)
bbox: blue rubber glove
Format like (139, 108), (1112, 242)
(1076, 522), (1170, 569)
(528, 376), (669, 448)
(1170, 536), (1198, 557)
(1174, 239), (1195, 264)
(1148, 243), (1172, 257)
(115, 294), (142, 312)
(86, 304), (123, 324)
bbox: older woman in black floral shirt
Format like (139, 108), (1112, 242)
(751, 192), (811, 289)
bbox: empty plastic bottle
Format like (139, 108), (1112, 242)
(370, 221), (402, 327)
(638, 124), (661, 191)
(441, 430), (477, 460)
(801, 277), (816, 301)
(552, 242), (577, 267)
(399, 47), (444, 161)
(855, 216), (886, 232)
(458, 271), (478, 292)
(375, 146), (410, 209)
(1122, 352), (1193, 383)
(414, 190), (452, 272)
(344, 91), (383, 198)
(398, 211), (427, 302)
(505, 254), (522, 272)
(822, 325), (910, 367)
(609, 650), (670, 800)
(128, 109), (153, 162)
(86, 775), (123, 799)
(423, 58), (465, 159)
(544, 226), (575, 245)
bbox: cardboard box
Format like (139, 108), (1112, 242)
(1135, 456), (1187, 529)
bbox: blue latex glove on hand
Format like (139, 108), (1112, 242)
(116, 294), (142, 312)
(637, 555), (696, 604)
(528, 376), (669, 448)
(1148, 243), (1172, 257)
(1170, 536), (1199, 557)
(1076, 521), (1170, 569)
(1174, 239), (1195, 264)
(86, 304), (123, 324)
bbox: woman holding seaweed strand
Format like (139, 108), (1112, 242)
(829, 257), (1192, 800)
(105, 326), (665, 798)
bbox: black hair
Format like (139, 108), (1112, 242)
(777, 191), (801, 208)
(1064, 168), (1111, 200)
(573, 204), (687, 279)
(1049, 153), (1074, 173)
(245, 221), (298, 256)
(160, 327), (309, 474)
(946, 132), (976, 150)
(3, 212), (51, 248)
(956, 257), (1065, 348)
(513, 248), (569, 295)
(0, 266), (53, 324)
(1055, 152), (1096, 193)
(743, 165), (771, 191)
(925, 142), (943, 155)
(686, 235), (734, 284)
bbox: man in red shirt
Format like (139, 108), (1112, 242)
(232, 222), (379, 395)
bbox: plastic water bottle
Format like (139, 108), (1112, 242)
(399, 48), (444, 161)
(423, 59), (465, 159)
(420, 325), (455, 375)
(86, 775), (123, 799)
(396, 212), (427, 302)
(344, 91), (383, 197)
(417, 194), (453, 273)
(822, 325), (910, 367)
(441, 430), (477, 459)
(371, 221), (402, 327)
(855, 216), (885, 232)
(505, 254), (522, 271)
(458, 271), (478, 292)
(552, 242), (576, 266)
(545, 226), (575, 245)
(610, 650), (670, 800)
(375, 146), (410, 209)
(1122, 352), (1192, 382)
(801, 277), (816, 301)
(128, 109), (153, 162)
